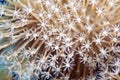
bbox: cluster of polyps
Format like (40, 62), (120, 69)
(0, 0), (120, 80)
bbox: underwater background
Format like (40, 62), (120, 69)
(0, 1), (11, 80)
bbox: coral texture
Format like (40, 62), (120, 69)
(0, 0), (120, 80)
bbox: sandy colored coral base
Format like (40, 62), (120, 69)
(0, 68), (11, 80)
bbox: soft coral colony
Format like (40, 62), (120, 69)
(0, 0), (120, 80)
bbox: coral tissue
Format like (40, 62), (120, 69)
(0, 0), (120, 80)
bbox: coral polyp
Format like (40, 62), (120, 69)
(0, 0), (120, 80)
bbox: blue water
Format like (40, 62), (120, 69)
(0, 0), (6, 5)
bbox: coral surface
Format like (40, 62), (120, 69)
(0, 0), (120, 80)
